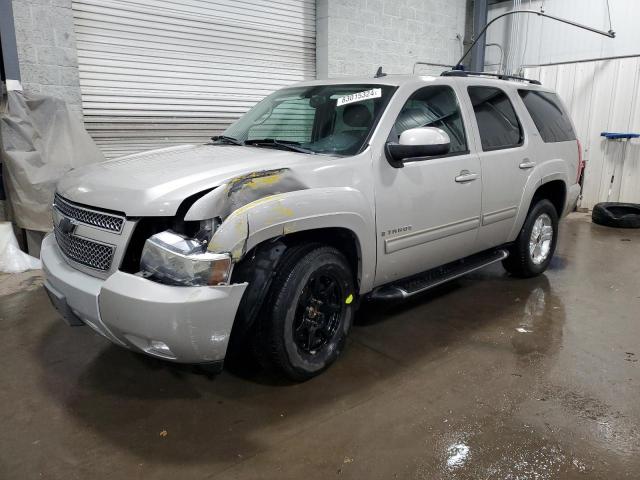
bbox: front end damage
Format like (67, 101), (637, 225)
(42, 168), (311, 365)
(184, 168), (308, 261)
(43, 152), (374, 366)
(42, 233), (248, 364)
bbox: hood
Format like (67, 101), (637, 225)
(57, 144), (313, 216)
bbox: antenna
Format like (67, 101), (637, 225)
(374, 66), (386, 78)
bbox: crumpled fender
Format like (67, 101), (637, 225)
(190, 186), (375, 293)
(184, 168), (307, 221)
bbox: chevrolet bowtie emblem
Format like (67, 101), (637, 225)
(59, 216), (78, 235)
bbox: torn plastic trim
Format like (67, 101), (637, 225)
(227, 238), (288, 345)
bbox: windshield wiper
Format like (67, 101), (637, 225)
(244, 138), (315, 154)
(211, 135), (244, 146)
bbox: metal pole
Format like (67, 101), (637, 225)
(470, 0), (488, 72)
(0, 0), (21, 86)
(521, 53), (640, 69)
(456, 9), (616, 69)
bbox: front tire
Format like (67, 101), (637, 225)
(254, 244), (355, 381)
(503, 199), (559, 278)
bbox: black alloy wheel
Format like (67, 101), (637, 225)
(254, 244), (355, 381)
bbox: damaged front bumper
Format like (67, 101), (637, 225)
(41, 234), (247, 364)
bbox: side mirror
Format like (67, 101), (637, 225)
(385, 127), (451, 168)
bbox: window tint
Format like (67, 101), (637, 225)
(518, 90), (576, 142)
(468, 86), (523, 151)
(391, 85), (467, 154)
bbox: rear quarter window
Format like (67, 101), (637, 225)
(518, 90), (576, 142)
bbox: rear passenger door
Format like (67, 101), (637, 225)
(465, 85), (532, 250)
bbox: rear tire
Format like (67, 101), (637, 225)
(254, 244), (355, 382)
(503, 199), (559, 278)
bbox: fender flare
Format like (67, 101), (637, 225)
(509, 163), (569, 241)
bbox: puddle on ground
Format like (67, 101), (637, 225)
(417, 420), (594, 479)
(510, 285), (564, 357)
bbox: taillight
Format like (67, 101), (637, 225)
(576, 139), (584, 184)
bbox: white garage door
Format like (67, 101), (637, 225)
(72, 0), (316, 159)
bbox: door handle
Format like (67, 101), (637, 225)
(455, 170), (479, 183)
(519, 160), (536, 169)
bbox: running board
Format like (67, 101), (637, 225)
(369, 249), (509, 301)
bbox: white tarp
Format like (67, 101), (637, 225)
(0, 222), (41, 273)
(0, 90), (104, 232)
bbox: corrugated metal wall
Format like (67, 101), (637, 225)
(72, 0), (316, 159)
(525, 57), (640, 209)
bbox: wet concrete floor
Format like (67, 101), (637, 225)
(1, 213), (639, 479)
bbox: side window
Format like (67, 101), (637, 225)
(518, 90), (576, 142)
(248, 98), (315, 142)
(391, 85), (468, 154)
(468, 86), (523, 151)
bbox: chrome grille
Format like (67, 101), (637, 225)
(54, 225), (115, 271)
(53, 194), (124, 233)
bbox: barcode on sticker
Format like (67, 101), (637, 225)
(336, 88), (382, 107)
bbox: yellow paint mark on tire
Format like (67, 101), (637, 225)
(345, 294), (353, 305)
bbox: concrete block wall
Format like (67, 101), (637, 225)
(317, 0), (469, 78)
(11, 0), (82, 117)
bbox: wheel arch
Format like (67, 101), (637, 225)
(510, 175), (568, 241)
(207, 187), (375, 292)
(530, 179), (567, 217)
(227, 227), (363, 351)
(279, 227), (362, 287)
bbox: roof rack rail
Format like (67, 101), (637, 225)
(441, 70), (542, 85)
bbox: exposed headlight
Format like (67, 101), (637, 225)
(140, 230), (232, 286)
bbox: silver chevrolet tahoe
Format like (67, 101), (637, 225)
(42, 72), (581, 381)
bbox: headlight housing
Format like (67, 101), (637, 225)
(140, 230), (231, 286)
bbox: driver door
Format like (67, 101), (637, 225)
(373, 85), (482, 285)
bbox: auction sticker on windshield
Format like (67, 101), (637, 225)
(336, 88), (382, 107)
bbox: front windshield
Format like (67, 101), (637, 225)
(222, 84), (396, 156)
